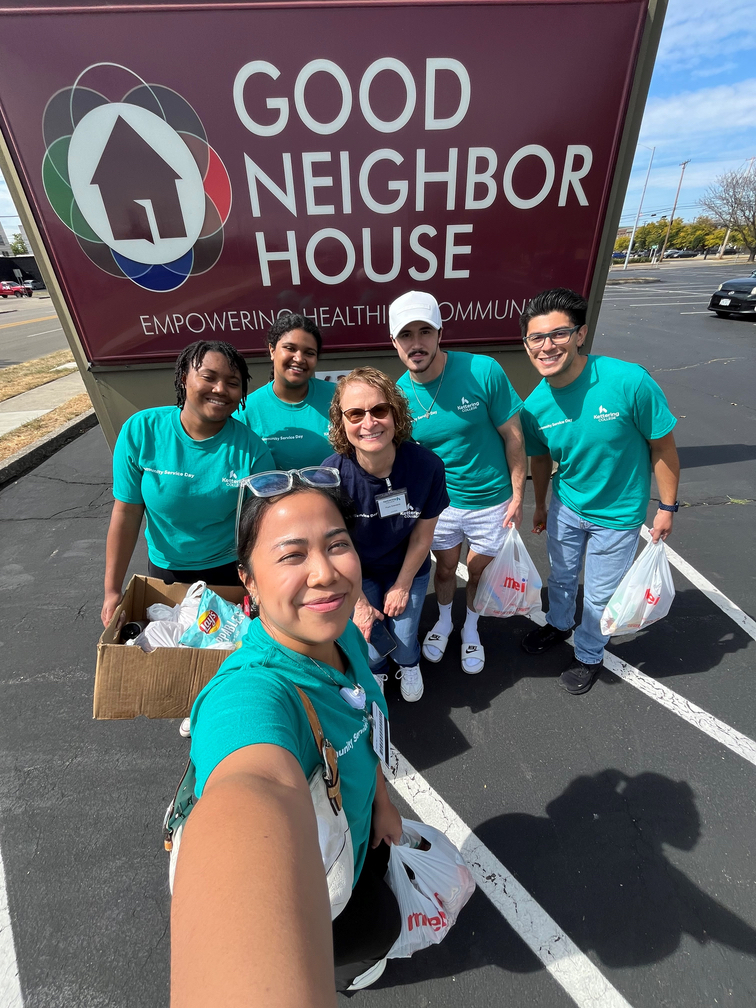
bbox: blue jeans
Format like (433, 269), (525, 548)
(362, 570), (431, 675)
(546, 497), (640, 665)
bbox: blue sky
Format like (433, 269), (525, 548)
(2, 0), (755, 239)
(619, 0), (756, 228)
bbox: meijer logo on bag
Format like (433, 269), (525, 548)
(644, 589), (660, 605)
(406, 909), (448, 933)
(502, 575), (526, 592)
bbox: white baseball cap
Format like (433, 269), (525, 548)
(388, 291), (442, 339)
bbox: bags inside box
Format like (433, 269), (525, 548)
(124, 581), (251, 652)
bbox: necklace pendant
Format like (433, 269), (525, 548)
(424, 411), (430, 419)
(340, 685), (366, 709)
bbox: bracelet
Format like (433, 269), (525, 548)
(658, 501), (679, 512)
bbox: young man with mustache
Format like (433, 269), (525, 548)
(388, 291), (526, 675)
(519, 288), (680, 695)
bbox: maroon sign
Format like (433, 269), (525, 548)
(0, 0), (647, 364)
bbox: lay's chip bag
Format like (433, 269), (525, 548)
(179, 587), (251, 650)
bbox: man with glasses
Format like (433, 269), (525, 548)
(388, 291), (526, 675)
(518, 288), (680, 695)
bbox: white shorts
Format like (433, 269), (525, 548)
(431, 500), (510, 557)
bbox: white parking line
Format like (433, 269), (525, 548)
(454, 541), (756, 767)
(388, 748), (634, 1008)
(0, 845), (23, 1007)
(25, 327), (63, 338)
(628, 301), (709, 308)
(525, 609), (756, 768)
(639, 527), (756, 642)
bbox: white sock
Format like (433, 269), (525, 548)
(435, 601), (454, 636)
(461, 607), (481, 646)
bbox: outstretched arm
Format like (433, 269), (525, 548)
(171, 743), (337, 1008)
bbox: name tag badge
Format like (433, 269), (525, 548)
(375, 488), (408, 518)
(371, 701), (391, 766)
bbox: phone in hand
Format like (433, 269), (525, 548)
(370, 618), (397, 657)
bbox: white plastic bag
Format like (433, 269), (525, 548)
(386, 819), (475, 959)
(600, 538), (675, 636)
(473, 525), (542, 618)
(146, 602), (180, 622)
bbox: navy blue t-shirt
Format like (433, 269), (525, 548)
(323, 441), (449, 579)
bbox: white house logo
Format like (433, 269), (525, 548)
(594, 404), (620, 421)
(42, 63), (232, 292)
(457, 396), (480, 412)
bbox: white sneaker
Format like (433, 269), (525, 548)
(397, 664), (424, 702)
(179, 717), (191, 738)
(373, 672), (388, 695)
(347, 956), (388, 990)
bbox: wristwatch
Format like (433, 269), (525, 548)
(658, 501), (679, 512)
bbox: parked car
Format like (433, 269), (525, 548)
(0, 280), (31, 297)
(23, 279), (45, 291)
(707, 271), (756, 318)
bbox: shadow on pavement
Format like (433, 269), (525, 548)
(676, 444), (756, 469)
(376, 769), (756, 990)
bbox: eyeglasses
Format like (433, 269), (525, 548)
(523, 325), (581, 350)
(235, 467), (341, 544)
(341, 403), (392, 424)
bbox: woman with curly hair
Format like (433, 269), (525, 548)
(101, 340), (274, 626)
(323, 368), (448, 702)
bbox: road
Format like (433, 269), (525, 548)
(0, 294), (66, 367)
(0, 260), (754, 1008)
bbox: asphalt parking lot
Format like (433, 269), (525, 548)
(0, 260), (754, 1008)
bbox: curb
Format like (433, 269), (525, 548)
(0, 409), (99, 490)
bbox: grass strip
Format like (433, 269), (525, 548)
(0, 393), (91, 463)
(0, 349), (75, 402)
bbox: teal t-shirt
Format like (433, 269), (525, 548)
(190, 617), (387, 881)
(112, 406), (275, 569)
(237, 379), (336, 469)
(520, 355), (677, 529)
(397, 351), (522, 510)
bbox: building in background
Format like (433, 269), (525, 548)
(0, 220), (12, 257)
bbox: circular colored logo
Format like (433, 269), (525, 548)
(198, 609), (221, 635)
(42, 63), (232, 292)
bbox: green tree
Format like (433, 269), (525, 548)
(679, 216), (725, 251)
(614, 234), (630, 252)
(698, 169), (756, 262)
(9, 232), (28, 255)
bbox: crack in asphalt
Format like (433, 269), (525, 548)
(650, 357), (744, 374)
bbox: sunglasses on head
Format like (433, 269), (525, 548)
(235, 467), (341, 545)
(341, 403), (392, 424)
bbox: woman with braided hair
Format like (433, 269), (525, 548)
(101, 340), (274, 626)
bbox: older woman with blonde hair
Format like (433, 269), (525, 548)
(323, 367), (448, 702)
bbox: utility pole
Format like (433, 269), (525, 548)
(659, 159), (691, 263)
(624, 145), (655, 270)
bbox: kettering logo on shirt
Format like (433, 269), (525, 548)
(457, 396), (480, 412)
(222, 469), (243, 486)
(594, 404), (620, 421)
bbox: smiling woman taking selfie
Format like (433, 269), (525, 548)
(170, 471), (402, 1004)
(101, 340), (274, 626)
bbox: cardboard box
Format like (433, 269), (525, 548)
(94, 575), (246, 720)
